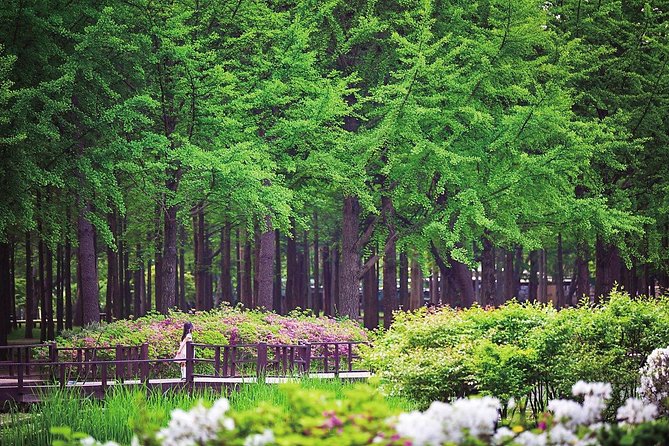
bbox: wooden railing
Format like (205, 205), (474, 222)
(0, 341), (369, 402)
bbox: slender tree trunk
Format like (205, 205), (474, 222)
(540, 249), (548, 304)
(575, 241), (590, 302)
(107, 213), (119, 321)
(480, 237), (496, 306)
(221, 223), (232, 304)
(134, 244), (144, 316)
(9, 242), (16, 331)
(77, 205), (101, 325)
(46, 244), (54, 340)
(38, 231), (46, 341)
(556, 234), (565, 307)
(382, 196), (398, 327)
(146, 233), (152, 314)
(409, 257), (422, 310)
(118, 219), (126, 318)
(430, 267), (439, 305)
(236, 228), (241, 304)
(25, 233), (34, 338)
(273, 229), (282, 313)
(179, 226), (186, 310)
(243, 235), (253, 307)
(504, 250), (514, 302)
(313, 216), (320, 315)
(0, 243), (10, 345)
(257, 216), (275, 310)
(194, 208), (204, 310)
(529, 250), (539, 302)
(124, 248), (131, 317)
(339, 196), (361, 320)
(55, 245), (63, 331)
(286, 225), (297, 311)
(303, 231), (311, 310)
(363, 249), (378, 329)
(322, 244), (332, 316)
(253, 224), (260, 308)
(513, 247), (523, 299)
(397, 252), (408, 311)
(333, 247), (340, 314)
(65, 238), (72, 330)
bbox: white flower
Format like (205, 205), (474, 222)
(395, 396), (500, 446)
(639, 347), (669, 416)
(156, 398), (235, 446)
(572, 381), (612, 400)
(244, 429), (275, 446)
(514, 431), (547, 446)
(80, 438), (97, 446)
(548, 423), (578, 445)
(617, 398), (658, 424)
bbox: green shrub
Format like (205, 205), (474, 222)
(365, 292), (669, 416)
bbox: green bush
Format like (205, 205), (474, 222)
(364, 292), (669, 416)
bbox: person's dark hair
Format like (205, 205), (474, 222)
(181, 322), (193, 341)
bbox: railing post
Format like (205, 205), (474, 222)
(17, 360), (24, 393)
(115, 345), (124, 382)
(49, 342), (58, 381)
(304, 344), (312, 374)
(185, 341), (194, 386)
(333, 343), (340, 377)
(214, 346), (221, 377)
(140, 343), (149, 383)
(256, 342), (267, 383)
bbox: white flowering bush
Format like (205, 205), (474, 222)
(51, 381), (669, 446)
(639, 346), (669, 416)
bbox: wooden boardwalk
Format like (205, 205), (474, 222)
(0, 341), (370, 403)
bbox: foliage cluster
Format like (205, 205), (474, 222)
(363, 291), (669, 413)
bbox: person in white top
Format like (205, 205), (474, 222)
(175, 321), (193, 380)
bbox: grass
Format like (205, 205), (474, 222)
(0, 379), (416, 446)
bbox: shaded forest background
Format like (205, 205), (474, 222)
(0, 0), (667, 343)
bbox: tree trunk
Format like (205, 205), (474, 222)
(25, 233), (34, 338)
(55, 244), (62, 331)
(594, 237), (622, 302)
(574, 241), (590, 303)
(504, 249), (514, 302)
(134, 244), (144, 317)
(154, 205), (163, 313)
(0, 243), (10, 345)
(77, 205), (101, 325)
(322, 244), (332, 316)
(451, 259), (475, 307)
(409, 257), (422, 310)
(221, 223), (233, 305)
(253, 224), (260, 308)
(65, 238), (72, 330)
(236, 228), (242, 303)
(556, 233), (565, 307)
(303, 231), (311, 310)
(124, 247), (131, 317)
(46, 244), (54, 340)
(333, 246), (340, 314)
(107, 213), (119, 321)
(513, 246), (523, 299)
(257, 216), (275, 310)
(363, 249), (378, 330)
(285, 226), (296, 311)
(273, 229), (282, 313)
(539, 249), (548, 304)
(146, 235), (152, 314)
(242, 231), (253, 308)
(313, 216), (320, 315)
(399, 252), (409, 309)
(194, 208), (205, 310)
(382, 195), (397, 327)
(179, 226), (186, 310)
(38, 231), (46, 341)
(529, 250), (539, 302)
(430, 267), (439, 305)
(339, 196), (361, 320)
(160, 178), (179, 313)
(480, 237), (496, 306)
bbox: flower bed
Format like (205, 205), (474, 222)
(57, 307), (368, 363)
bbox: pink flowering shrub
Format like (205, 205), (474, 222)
(56, 306), (368, 362)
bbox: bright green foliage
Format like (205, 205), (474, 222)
(364, 291), (669, 412)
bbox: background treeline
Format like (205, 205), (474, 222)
(0, 0), (667, 343)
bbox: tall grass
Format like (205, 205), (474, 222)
(0, 379), (415, 446)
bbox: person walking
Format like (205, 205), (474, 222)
(175, 321), (193, 380)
